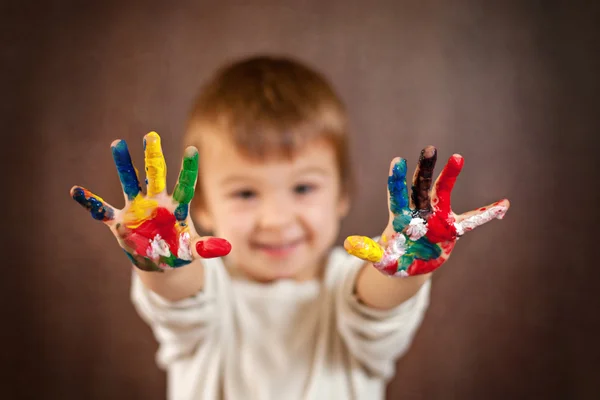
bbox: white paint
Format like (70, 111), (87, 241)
(394, 270), (410, 278)
(177, 232), (193, 261)
(406, 218), (428, 241)
(147, 234), (171, 260)
(374, 233), (407, 270)
(455, 204), (508, 235)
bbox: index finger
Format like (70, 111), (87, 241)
(111, 139), (141, 201)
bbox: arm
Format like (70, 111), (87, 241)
(345, 146), (510, 310)
(354, 263), (430, 310)
(135, 262), (205, 302)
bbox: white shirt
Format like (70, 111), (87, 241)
(131, 245), (431, 400)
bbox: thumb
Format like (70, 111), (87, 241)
(192, 236), (232, 259)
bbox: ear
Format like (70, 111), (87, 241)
(337, 193), (351, 219)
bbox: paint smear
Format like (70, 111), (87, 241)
(144, 132), (167, 197)
(411, 146), (437, 215)
(71, 186), (114, 221)
(112, 140), (141, 201)
(455, 202), (508, 235)
(173, 148), (199, 205)
(344, 236), (384, 263)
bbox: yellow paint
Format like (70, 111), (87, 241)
(124, 195), (159, 228)
(144, 131), (167, 196)
(344, 236), (384, 263)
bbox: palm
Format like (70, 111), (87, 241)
(345, 146), (510, 277)
(71, 132), (219, 272)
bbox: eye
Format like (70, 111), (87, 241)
(294, 183), (316, 195)
(232, 189), (257, 200)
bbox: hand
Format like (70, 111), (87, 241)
(70, 131), (231, 272)
(344, 146), (510, 277)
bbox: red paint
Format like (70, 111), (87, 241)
(408, 255), (445, 275)
(479, 207), (487, 211)
(197, 238), (232, 258)
(408, 241), (456, 275)
(378, 259), (399, 275)
(433, 155), (464, 216)
(130, 207), (179, 256)
(440, 240), (456, 253)
(425, 213), (457, 243)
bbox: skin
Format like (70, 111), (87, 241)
(71, 132), (230, 301)
(194, 134), (350, 283)
(73, 132), (510, 309)
(345, 146), (510, 309)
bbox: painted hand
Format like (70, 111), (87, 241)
(70, 131), (231, 272)
(344, 146), (510, 277)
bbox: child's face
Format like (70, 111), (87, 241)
(194, 135), (349, 282)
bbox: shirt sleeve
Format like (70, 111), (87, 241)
(130, 258), (228, 369)
(332, 247), (432, 380)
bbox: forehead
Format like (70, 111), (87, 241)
(198, 134), (339, 177)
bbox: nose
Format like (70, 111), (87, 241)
(257, 194), (294, 230)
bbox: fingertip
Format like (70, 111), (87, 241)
(144, 131), (161, 145)
(423, 145), (437, 158)
(184, 146), (199, 158)
(69, 185), (79, 197)
(343, 236), (356, 251)
(195, 237), (232, 259)
(388, 157), (405, 175)
(450, 153), (464, 163)
(110, 139), (124, 148)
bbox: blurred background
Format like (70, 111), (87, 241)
(2, 1), (598, 399)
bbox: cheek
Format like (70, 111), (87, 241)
(301, 195), (342, 238)
(212, 208), (255, 242)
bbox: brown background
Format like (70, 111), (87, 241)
(2, 1), (598, 399)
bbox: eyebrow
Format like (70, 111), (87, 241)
(294, 166), (330, 177)
(218, 166), (330, 187)
(218, 175), (256, 187)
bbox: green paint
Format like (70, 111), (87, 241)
(173, 152), (199, 204)
(396, 236), (442, 271)
(393, 213), (412, 232)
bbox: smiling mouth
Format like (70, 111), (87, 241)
(252, 239), (304, 257)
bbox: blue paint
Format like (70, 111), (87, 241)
(172, 258), (192, 268)
(72, 187), (114, 221)
(112, 140), (141, 200)
(388, 159), (410, 215)
(174, 203), (189, 221)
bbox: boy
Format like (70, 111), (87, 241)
(71, 55), (509, 399)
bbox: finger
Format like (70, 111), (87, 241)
(193, 237), (232, 259)
(388, 157), (410, 217)
(111, 139), (142, 201)
(344, 236), (384, 263)
(410, 145), (437, 217)
(430, 154), (464, 216)
(454, 198), (510, 236)
(173, 146), (199, 213)
(387, 157), (413, 232)
(70, 185), (116, 222)
(143, 131), (167, 197)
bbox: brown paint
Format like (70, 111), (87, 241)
(3, 2), (597, 399)
(411, 145), (437, 218)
